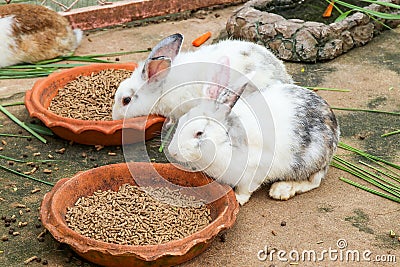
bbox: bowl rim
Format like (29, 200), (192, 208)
(24, 63), (165, 135)
(41, 162), (239, 261)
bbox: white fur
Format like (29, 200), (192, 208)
(168, 83), (339, 205)
(0, 16), (18, 67)
(112, 38), (293, 120)
(73, 29), (83, 48)
(269, 169), (325, 200)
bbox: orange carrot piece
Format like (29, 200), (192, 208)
(323, 1), (335, 18)
(192, 31), (212, 47)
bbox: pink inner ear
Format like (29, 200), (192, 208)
(206, 84), (223, 100)
(148, 33), (183, 61)
(147, 58), (171, 80)
(205, 56), (231, 100)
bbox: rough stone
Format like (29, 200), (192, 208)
(306, 24), (327, 39)
(250, 0), (274, 7)
(340, 31), (354, 52)
(275, 40), (294, 60)
(351, 23), (374, 46)
(304, 21), (325, 28)
(329, 21), (350, 34)
(288, 18), (304, 23)
(372, 19), (386, 33)
(226, 0), (399, 61)
(346, 12), (370, 26)
(295, 29), (318, 61)
(257, 23), (277, 38)
(274, 20), (303, 38)
(236, 17), (247, 27)
(236, 8), (262, 24)
(244, 25), (258, 42)
(259, 13), (285, 24)
(318, 39), (343, 60)
(267, 38), (283, 51)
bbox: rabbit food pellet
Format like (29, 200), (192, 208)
(48, 69), (131, 121)
(65, 184), (212, 245)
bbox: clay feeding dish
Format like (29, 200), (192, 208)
(25, 63), (165, 146)
(40, 162), (239, 267)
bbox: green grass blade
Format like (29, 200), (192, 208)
(359, 160), (400, 183)
(361, 0), (400, 9)
(24, 123), (54, 136)
(333, 157), (400, 196)
(335, 0), (400, 19)
(372, 160), (400, 179)
(0, 105), (47, 143)
(334, 142), (400, 202)
(1, 102), (25, 107)
(332, 107), (400, 116)
(340, 177), (400, 203)
(63, 56), (112, 63)
(33, 49), (148, 64)
(0, 165), (54, 186)
(4, 63), (83, 69)
(339, 158), (400, 190)
(0, 50), (146, 79)
(0, 133), (32, 138)
(80, 50), (150, 58)
(34, 58), (64, 65)
(0, 154), (61, 163)
(338, 142), (400, 170)
(367, 13), (393, 30)
(0, 69), (54, 75)
(381, 129), (400, 137)
(0, 155), (30, 163)
(13, 64), (86, 69)
(335, 10), (354, 22)
(0, 73), (52, 79)
(159, 124), (176, 153)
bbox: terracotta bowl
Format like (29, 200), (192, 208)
(40, 162), (239, 267)
(24, 63), (165, 146)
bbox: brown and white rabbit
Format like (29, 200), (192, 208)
(167, 60), (340, 205)
(0, 3), (82, 67)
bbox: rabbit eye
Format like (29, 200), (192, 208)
(195, 131), (203, 138)
(122, 97), (131, 106)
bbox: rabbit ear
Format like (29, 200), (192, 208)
(142, 56), (171, 82)
(217, 82), (247, 110)
(141, 33), (182, 82)
(202, 56), (230, 99)
(148, 33), (183, 61)
(216, 70), (254, 113)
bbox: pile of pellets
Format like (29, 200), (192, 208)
(48, 69), (131, 121)
(65, 184), (212, 245)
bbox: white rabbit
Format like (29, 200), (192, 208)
(0, 3), (82, 67)
(112, 33), (293, 120)
(167, 65), (340, 205)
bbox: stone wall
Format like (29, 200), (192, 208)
(226, 0), (400, 61)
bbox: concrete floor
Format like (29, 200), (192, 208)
(0, 4), (399, 267)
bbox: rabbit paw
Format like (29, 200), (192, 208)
(269, 181), (296, 200)
(235, 192), (251, 206)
